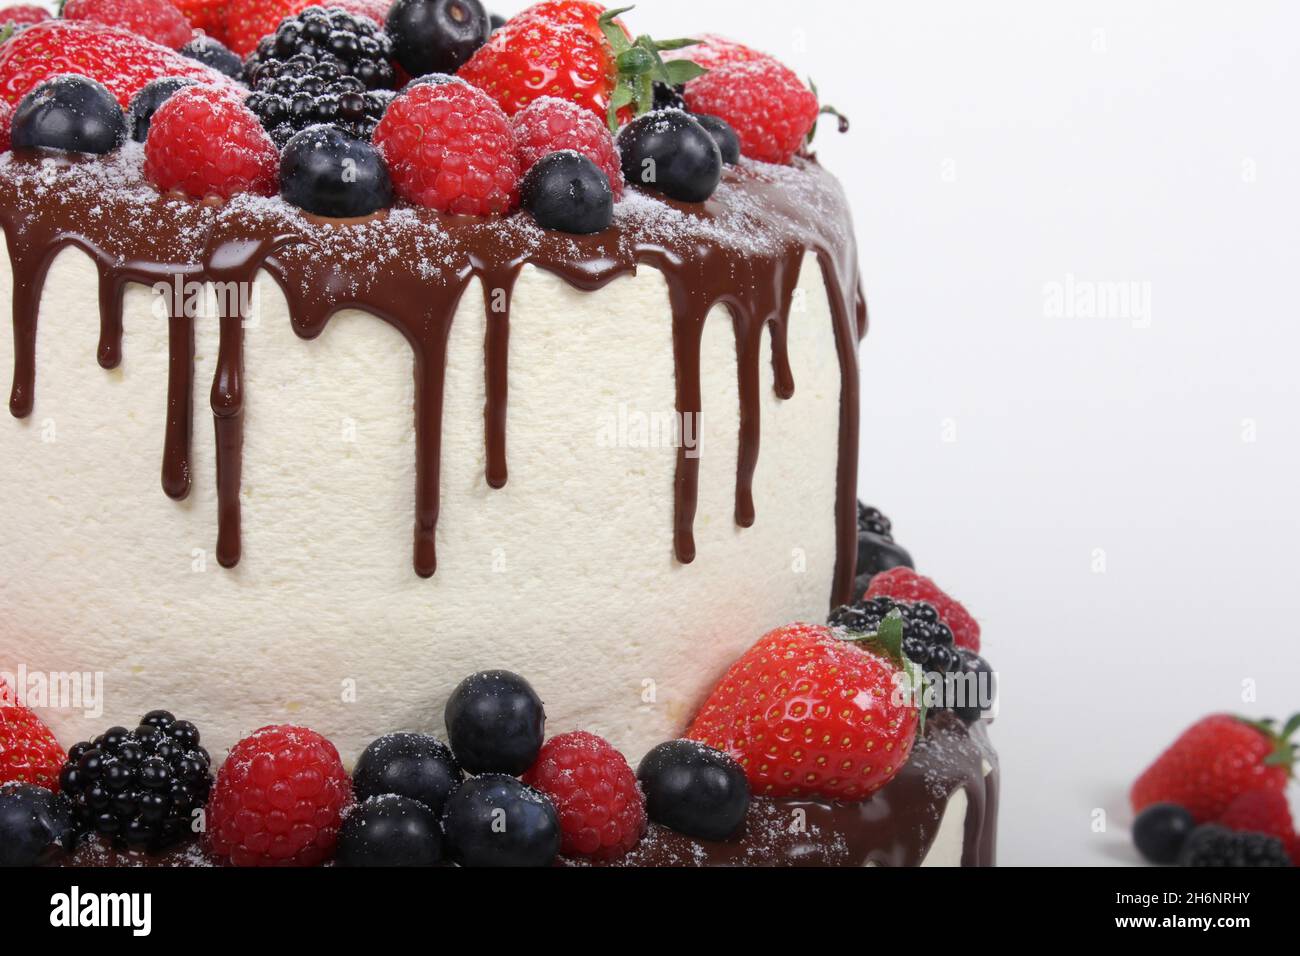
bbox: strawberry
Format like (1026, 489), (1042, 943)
(0, 95), (11, 151)
(686, 622), (920, 801)
(684, 56), (819, 165)
(222, 0), (298, 56)
(663, 32), (764, 71)
(0, 678), (67, 792)
(511, 0), (627, 44)
(0, 4), (50, 27)
(173, 0), (229, 43)
(64, 0), (195, 50)
(866, 567), (981, 652)
(1217, 788), (1298, 863)
(0, 20), (234, 108)
(1131, 714), (1298, 822)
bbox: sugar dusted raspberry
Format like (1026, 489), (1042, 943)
(205, 725), (353, 867)
(143, 84), (279, 200)
(512, 96), (623, 199)
(373, 79), (521, 216)
(522, 731), (646, 860)
(866, 566), (981, 652)
(0, 679), (66, 791)
(684, 57), (819, 166)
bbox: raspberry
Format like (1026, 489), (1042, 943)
(522, 731), (645, 859)
(206, 725), (352, 867)
(0, 679), (66, 791)
(684, 57), (819, 165)
(373, 79), (521, 215)
(144, 85), (280, 200)
(511, 96), (623, 198)
(63, 0), (195, 50)
(0, 97), (12, 153)
(866, 567), (981, 652)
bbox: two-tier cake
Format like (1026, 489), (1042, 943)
(0, 0), (996, 867)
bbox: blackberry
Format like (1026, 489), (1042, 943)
(858, 502), (894, 540)
(1178, 824), (1292, 867)
(830, 596), (955, 672)
(244, 5), (396, 147)
(653, 81), (686, 111)
(57, 710), (213, 852)
(854, 500), (913, 594)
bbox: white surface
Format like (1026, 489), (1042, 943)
(0, 239), (843, 769)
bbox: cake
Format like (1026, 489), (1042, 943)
(0, 1), (996, 867)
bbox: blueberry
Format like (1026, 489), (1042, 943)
(857, 531), (913, 584)
(280, 125), (393, 218)
(951, 648), (995, 724)
(617, 110), (722, 203)
(12, 75), (126, 155)
(692, 114), (741, 165)
(405, 72), (460, 89)
(387, 0), (491, 78)
(444, 670), (545, 775)
(352, 733), (463, 815)
(637, 740), (749, 840)
(520, 151), (614, 235)
(0, 783), (76, 866)
(1132, 803), (1195, 864)
(179, 35), (243, 79)
(488, 12), (505, 32)
(441, 775), (560, 867)
(337, 794), (444, 866)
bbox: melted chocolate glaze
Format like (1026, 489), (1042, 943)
(0, 148), (866, 603)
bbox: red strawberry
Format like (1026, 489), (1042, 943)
(1131, 714), (1298, 823)
(663, 33), (764, 71)
(0, 20), (234, 108)
(0, 4), (50, 27)
(0, 678), (66, 792)
(222, 0), (297, 56)
(684, 57), (819, 165)
(144, 84), (279, 200)
(866, 567), (981, 652)
(64, 0), (195, 50)
(373, 79), (520, 215)
(0, 95), (12, 152)
(173, 0), (229, 43)
(206, 725), (353, 866)
(512, 0), (627, 44)
(686, 623), (920, 801)
(1217, 788), (1297, 863)
(458, 18), (614, 120)
(522, 731), (646, 860)
(511, 95), (623, 198)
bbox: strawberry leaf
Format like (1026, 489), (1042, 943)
(664, 59), (707, 86)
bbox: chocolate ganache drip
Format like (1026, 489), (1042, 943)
(0, 146), (868, 604)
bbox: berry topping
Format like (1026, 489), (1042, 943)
(243, 5), (396, 146)
(63, 0), (195, 51)
(125, 75), (195, 142)
(206, 724), (353, 867)
(1131, 714), (1298, 823)
(0, 782), (76, 866)
(443, 669), (546, 774)
(351, 732), (463, 816)
(386, 0), (490, 78)
(336, 793), (444, 866)
(373, 79), (521, 215)
(831, 596), (957, 673)
(692, 113), (740, 166)
(441, 774), (560, 867)
(1178, 824), (1292, 867)
(513, 0), (624, 44)
(178, 34), (242, 79)
(520, 151), (613, 234)
(1132, 802), (1196, 864)
(0, 4), (50, 27)
(58, 711), (214, 851)
(511, 95), (624, 198)
(145, 84), (280, 199)
(636, 739), (750, 841)
(1217, 788), (1297, 863)
(866, 567), (981, 652)
(684, 57), (819, 165)
(686, 623), (920, 801)
(855, 501), (914, 594)
(617, 110), (722, 203)
(12, 75), (127, 155)
(0, 681), (66, 790)
(0, 20), (234, 109)
(172, 0), (228, 43)
(280, 124), (393, 217)
(521, 731), (646, 860)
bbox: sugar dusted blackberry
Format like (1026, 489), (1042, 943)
(829, 595), (955, 672)
(57, 710), (212, 852)
(857, 502), (894, 540)
(244, 5), (396, 146)
(1178, 824), (1292, 867)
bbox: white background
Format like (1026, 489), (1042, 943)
(496, 0), (1300, 865)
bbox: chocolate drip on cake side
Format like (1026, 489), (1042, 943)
(0, 152), (864, 602)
